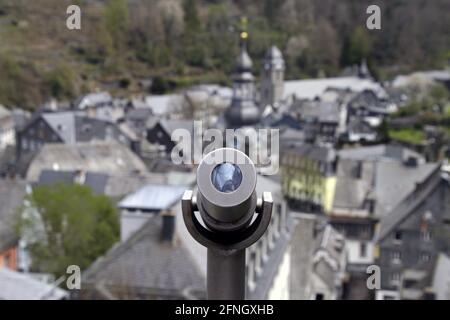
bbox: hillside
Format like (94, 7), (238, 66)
(0, 0), (449, 109)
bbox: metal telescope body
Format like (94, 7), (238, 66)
(182, 148), (273, 300)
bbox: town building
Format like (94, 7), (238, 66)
(281, 144), (337, 214)
(376, 167), (450, 300)
(17, 111), (138, 158)
(289, 213), (347, 300)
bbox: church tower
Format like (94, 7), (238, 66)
(260, 46), (285, 109)
(225, 18), (260, 128)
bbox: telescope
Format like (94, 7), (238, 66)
(182, 147), (273, 299)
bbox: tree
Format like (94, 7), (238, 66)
(104, 0), (130, 52)
(183, 0), (201, 34)
(44, 63), (77, 100)
(18, 183), (119, 279)
(342, 26), (373, 66)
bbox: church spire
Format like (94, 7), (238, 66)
(225, 16), (260, 128)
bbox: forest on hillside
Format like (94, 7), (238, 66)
(0, 0), (449, 108)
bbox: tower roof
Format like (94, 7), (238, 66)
(236, 47), (253, 72)
(264, 46), (285, 70)
(266, 46), (283, 60)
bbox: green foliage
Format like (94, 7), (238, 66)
(1, 0), (449, 106)
(151, 76), (171, 94)
(342, 26), (373, 66)
(389, 128), (426, 145)
(104, 0), (129, 52)
(44, 63), (77, 100)
(183, 0), (201, 33)
(0, 52), (38, 108)
(18, 183), (119, 278)
(377, 119), (391, 143)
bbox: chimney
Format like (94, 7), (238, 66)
(161, 211), (176, 243)
(404, 156), (419, 167)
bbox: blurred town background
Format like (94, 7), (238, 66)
(0, 0), (449, 300)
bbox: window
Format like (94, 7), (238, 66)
(360, 242), (367, 258)
(420, 252), (431, 263)
(421, 230), (431, 242)
(390, 272), (401, 286)
(394, 231), (403, 242)
(391, 251), (402, 264)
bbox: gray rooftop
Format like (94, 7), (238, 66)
(333, 157), (440, 219)
(0, 268), (67, 300)
(284, 143), (336, 163)
(374, 161), (440, 218)
(378, 166), (443, 240)
(81, 213), (206, 299)
(294, 101), (341, 123)
(119, 184), (186, 211)
(26, 141), (147, 182)
(338, 144), (424, 163)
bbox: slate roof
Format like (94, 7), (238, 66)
(35, 111), (133, 145)
(333, 146), (437, 218)
(284, 76), (386, 101)
(118, 184), (186, 211)
(38, 170), (77, 186)
(37, 170), (109, 194)
(377, 165), (443, 241)
(159, 119), (194, 136)
(125, 107), (153, 121)
(0, 268), (68, 300)
(26, 141), (147, 182)
(294, 100), (341, 123)
(81, 210), (206, 299)
(338, 144), (424, 163)
(374, 162), (440, 218)
(0, 179), (27, 252)
(284, 143), (336, 163)
(36, 169), (192, 199)
(145, 95), (179, 116)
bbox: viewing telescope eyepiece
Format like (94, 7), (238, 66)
(196, 148), (257, 230)
(211, 163), (243, 193)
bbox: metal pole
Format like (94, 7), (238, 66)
(207, 248), (246, 300)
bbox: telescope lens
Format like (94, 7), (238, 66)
(211, 163), (243, 193)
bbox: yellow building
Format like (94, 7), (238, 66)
(281, 144), (337, 213)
